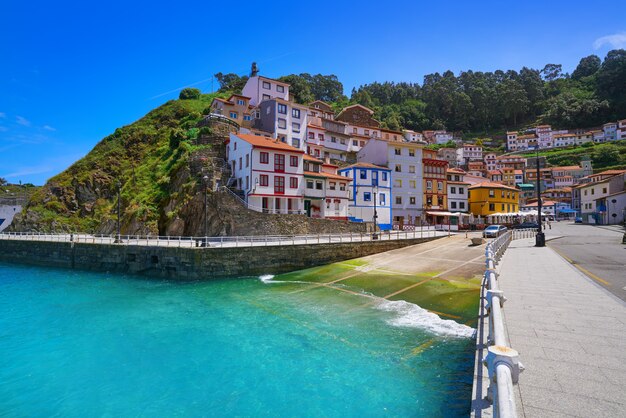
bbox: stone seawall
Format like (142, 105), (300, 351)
(0, 237), (442, 280)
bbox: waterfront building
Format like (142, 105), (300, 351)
(209, 94), (254, 128)
(227, 133), (305, 214)
(574, 132), (593, 145)
(542, 187), (572, 203)
(520, 200), (572, 218)
(488, 170), (502, 183)
(446, 169), (469, 212)
(242, 74), (290, 106)
(358, 138), (425, 227)
(338, 163), (392, 230)
(302, 155), (350, 220)
(423, 130), (453, 145)
(308, 100), (335, 120)
(501, 167), (516, 187)
(306, 114), (353, 161)
(422, 149), (449, 223)
(468, 182), (519, 216)
(253, 98), (309, 151)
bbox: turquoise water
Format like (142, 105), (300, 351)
(0, 263), (475, 417)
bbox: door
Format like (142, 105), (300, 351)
(372, 171), (378, 186)
(304, 200), (311, 217)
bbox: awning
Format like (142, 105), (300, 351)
(426, 211), (462, 217)
(558, 209), (577, 213)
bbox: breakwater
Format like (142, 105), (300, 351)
(0, 236), (442, 280)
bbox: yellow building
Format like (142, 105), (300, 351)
(468, 182), (519, 216)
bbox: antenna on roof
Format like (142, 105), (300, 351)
(251, 62), (259, 77)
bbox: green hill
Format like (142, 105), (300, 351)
(518, 140), (626, 172)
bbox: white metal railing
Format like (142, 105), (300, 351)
(481, 230), (526, 418)
(221, 187), (306, 215)
(0, 228), (448, 248)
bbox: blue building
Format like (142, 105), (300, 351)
(338, 163), (392, 230)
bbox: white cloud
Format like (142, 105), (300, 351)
(43, 125), (56, 131)
(593, 32), (626, 50)
(16, 115), (31, 127)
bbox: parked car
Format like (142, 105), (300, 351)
(483, 225), (508, 238)
(512, 222), (539, 230)
(574, 217), (583, 223)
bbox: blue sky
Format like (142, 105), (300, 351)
(1, 0), (625, 185)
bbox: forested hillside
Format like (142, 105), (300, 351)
(217, 50), (626, 136)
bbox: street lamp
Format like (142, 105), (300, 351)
(535, 147), (545, 247)
(115, 180), (121, 242)
(203, 175), (209, 244)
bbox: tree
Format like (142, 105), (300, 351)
(179, 88), (201, 100)
(214, 72), (248, 93)
(541, 64), (563, 82)
(572, 55), (601, 80)
(595, 145), (621, 165)
(0, 177), (7, 186)
(278, 75), (314, 104)
(498, 79), (529, 126)
(596, 49), (626, 118)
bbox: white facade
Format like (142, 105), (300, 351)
(255, 99), (308, 151)
(506, 132), (518, 151)
(0, 205), (22, 232)
(434, 131), (453, 144)
(242, 76), (290, 106)
(603, 122), (618, 141)
(227, 133), (304, 214)
(484, 152), (497, 171)
(403, 130), (424, 142)
(338, 164), (392, 229)
(536, 125), (553, 148)
(447, 182), (469, 212)
(618, 120), (626, 140)
(463, 144), (483, 161)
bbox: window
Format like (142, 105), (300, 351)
(316, 181), (323, 190)
(382, 172), (388, 181)
(459, 187), (464, 194)
(409, 149), (415, 157)
(395, 164), (401, 172)
(260, 152), (269, 164)
(259, 175), (268, 187)
(395, 148), (401, 155)
(278, 104), (287, 114)
(339, 183), (346, 191)
(245, 154), (249, 167)
(340, 138), (346, 145)
(237, 99), (245, 105)
(364, 129), (370, 135)
(318, 134), (324, 141)
(394, 179), (402, 188)
(306, 180), (314, 189)
(360, 170), (367, 179)
(409, 165), (415, 173)
(234, 142), (237, 151)
(262, 81), (271, 89)
(451, 187), (456, 194)
(427, 197), (432, 206)
(353, 140), (358, 146)
(229, 111), (238, 119)
(292, 123), (300, 132)
(278, 118), (287, 129)
(602, 187), (607, 194)
(489, 203), (495, 211)
(410, 180), (416, 188)
(451, 201), (457, 209)
(426, 181), (432, 190)
(501, 191), (505, 198)
(364, 192), (372, 201)
(308, 132), (315, 140)
(501, 204), (505, 210)
(353, 127), (357, 134)
(329, 182), (336, 190)
(238, 157), (242, 170)
(243, 115), (251, 121)
(290, 177), (298, 189)
(274, 176), (285, 194)
(292, 138), (300, 148)
(410, 197), (416, 205)
(380, 193), (386, 205)
(246, 176), (249, 189)
(277, 85), (285, 93)
(460, 202), (465, 209)
(274, 154), (285, 172)
(489, 189), (495, 197)
(438, 181), (443, 191)
(262, 94), (271, 101)
(292, 109), (300, 118)
(331, 136), (337, 143)
(396, 196), (402, 205)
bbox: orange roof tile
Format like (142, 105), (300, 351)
(468, 182), (519, 191)
(232, 134), (304, 153)
(341, 162), (390, 170)
(304, 171), (352, 181)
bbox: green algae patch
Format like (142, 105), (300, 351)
(275, 262), (357, 283)
(339, 272), (431, 298)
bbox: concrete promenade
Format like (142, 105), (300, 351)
(499, 238), (626, 417)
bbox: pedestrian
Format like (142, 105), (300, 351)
(547, 219), (551, 229)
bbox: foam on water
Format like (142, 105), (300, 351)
(259, 274), (276, 283)
(376, 299), (475, 338)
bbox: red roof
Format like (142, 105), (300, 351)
(469, 182), (519, 191)
(304, 171), (352, 181)
(232, 134), (304, 153)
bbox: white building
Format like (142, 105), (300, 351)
(357, 139), (425, 226)
(446, 169), (469, 213)
(592, 129), (605, 143)
(302, 155), (350, 220)
(484, 152), (498, 171)
(618, 119), (626, 140)
(338, 163), (392, 230)
(403, 130), (424, 142)
(463, 143), (483, 161)
(253, 98), (309, 151)
(242, 75), (290, 106)
(227, 133), (305, 214)
(536, 125), (553, 148)
(603, 122), (618, 141)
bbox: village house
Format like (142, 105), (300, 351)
(357, 139), (425, 227)
(520, 200), (572, 219)
(422, 149), (449, 224)
(209, 94), (254, 128)
(514, 169), (524, 185)
(488, 170), (502, 183)
(535, 125), (553, 148)
(302, 155), (350, 220)
(403, 129), (424, 142)
(242, 74), (290, 106)
(618, 119), (626, 140)
(338, 163), (392, 230)
(253, 98), (309, 151)
(594, 190), (626, 224)
(437, 147), (458, 168)
(335, 104), (381, 153)
(227, 133), (305, 215)
(447, 168), (469, 213)
(603, 122), (618, 141)
(468, 182), (519, 216)
(484, 152), (498, 171)
(579, 170), (626, 224)
(462, 143), (483, 162)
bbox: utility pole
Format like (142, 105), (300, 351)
(535, 147), (545, 247)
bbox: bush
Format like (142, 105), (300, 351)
(169, 128), (186, 149)
(179, 88), (201, 100)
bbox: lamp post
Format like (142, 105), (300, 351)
(203, 175), (209, 244)
(115, 180), (121, 242)
(372, 186), (379, 239)
(535, 147), (545, 247)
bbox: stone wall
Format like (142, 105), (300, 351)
(0, 236), (442, 280)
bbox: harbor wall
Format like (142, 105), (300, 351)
(0, 236), (442, 279)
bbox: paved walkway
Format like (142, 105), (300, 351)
(498, 238), (626, 417)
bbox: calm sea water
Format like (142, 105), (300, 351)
(0, 263), (475, 417)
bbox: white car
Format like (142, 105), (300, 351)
(483, 225), (507, 238)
